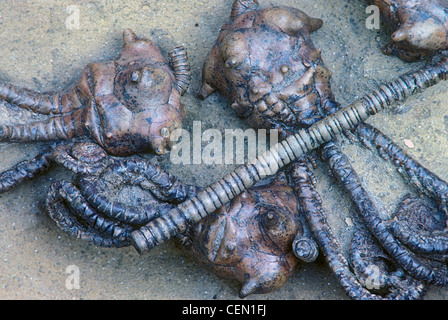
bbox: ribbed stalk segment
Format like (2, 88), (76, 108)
(132, 57), (448, 254)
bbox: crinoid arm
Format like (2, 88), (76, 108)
(0, 69), (91, 115)
(0, 146), (55, 194)
(0, 108), (86, 143)
(51, 142), (109, 175)
(0, 68), (91, 142)
(44, 156), (199, 248)
(230, 0), (259, 21)
(290, 158), (383, 300)
(355, 123), (448, 213)
(45, 180), (134, 248)
(386, 195), (448, 256)
(354, 123), (448, 256)
(321, 140), (448, 288)
(349, 227), (427, 299)
(0, 142), (109, 194)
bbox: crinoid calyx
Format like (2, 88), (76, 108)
(0, 29), (191, 156)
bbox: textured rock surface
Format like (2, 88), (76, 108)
(0, 0), (447, 299)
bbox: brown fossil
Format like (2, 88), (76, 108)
(349, 227), (425, 298)
(198, 1), (338, 139)
(372, 0), (448, 61)
(184, 0), (448, 299)
(0, 28), (190, 156)
(186, 172), (317, 298)
(42, 142), (199, 248)
(3, 0), (448, 301)
(37, 140), (317, 297)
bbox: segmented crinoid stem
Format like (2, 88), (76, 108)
(131, 57), (448, 255)
(293, 236), (319, 263)
(168, 46), (191, 95)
